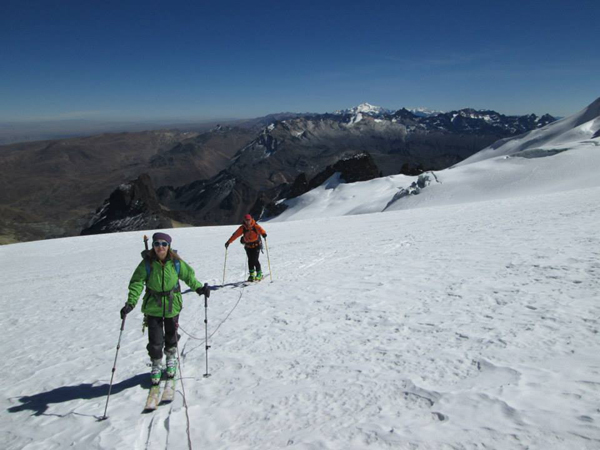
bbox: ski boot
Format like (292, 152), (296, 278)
(165, 348), (177, 378)
(150, 358), (163, 385)
(247, 270), (256, 282)
(255, 271), (263, 281)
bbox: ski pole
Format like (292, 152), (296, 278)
(203, 290), (211, 378)
(222, 247), (228, 285)
(100, 316), (127, 420)
(264, 237), (273, 282)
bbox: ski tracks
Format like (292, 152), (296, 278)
(138, 387), (178, 450)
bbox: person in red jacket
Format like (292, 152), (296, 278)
(225, 214), (267, 281)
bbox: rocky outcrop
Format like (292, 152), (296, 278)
(81, 174), (174, 235)
(383, 172), (442, 210)
(302, 152), (381, 195)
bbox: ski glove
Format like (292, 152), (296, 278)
(120, 303), (133, 319)
(196, 284), (210, 298)
(225, 242), (229, 249)
(262, 233), (267, 238)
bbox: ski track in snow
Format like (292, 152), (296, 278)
(2, 187), (600, 449)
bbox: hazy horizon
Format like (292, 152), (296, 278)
(0, 100), (565, 125)
(0, 100), (571, 145)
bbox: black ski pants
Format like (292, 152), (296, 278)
(245, 246), (262, 273)
(146, 315), (179, 360)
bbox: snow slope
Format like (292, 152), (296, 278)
(2, 186), (600, 450)
(269, 135), (600, 221)
(456, 97), (600, 166)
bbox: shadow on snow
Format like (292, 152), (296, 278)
(7, 373), (150, 416)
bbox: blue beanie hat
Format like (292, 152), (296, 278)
(152, 232), (172, 244)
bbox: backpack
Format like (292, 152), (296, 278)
(240, 226), (263, 251)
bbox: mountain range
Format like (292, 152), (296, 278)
(0, 104), (557, 243)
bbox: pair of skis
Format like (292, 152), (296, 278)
(144, 377), (176, 412)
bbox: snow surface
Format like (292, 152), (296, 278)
(270, 136), (599, 222)
(3, 102), (600, 450)
(348, 112), (364, 126)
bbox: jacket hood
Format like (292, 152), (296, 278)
(243, 218), (256, 228)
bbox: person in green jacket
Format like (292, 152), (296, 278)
(120, 232), (210, 385)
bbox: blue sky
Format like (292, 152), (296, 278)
(1, 0), (599, 122)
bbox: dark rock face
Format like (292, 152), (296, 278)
(156, 171), (259, 226)
(399, 162), (426, 176)
(304, 152), (381, 194)
(286, 173), (309, 199)
(81, 174), (174, 235)
(392, 108), (419, 121)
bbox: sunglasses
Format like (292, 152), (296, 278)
(153, 241), (169, 248)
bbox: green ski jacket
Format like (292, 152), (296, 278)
(126, 255), (203, 318)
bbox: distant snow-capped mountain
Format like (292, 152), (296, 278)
(334, 104), (443, 117)
(406, 107), (445, 117)
(333, 102), (392, 116)
(330, 103), (554, 134)
(418, 109), (556, 135)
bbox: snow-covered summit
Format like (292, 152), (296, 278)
(406, 107), (445, 117)
(334, 102), (391, 116)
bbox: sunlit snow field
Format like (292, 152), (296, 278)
(2, 182), (599, 449)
